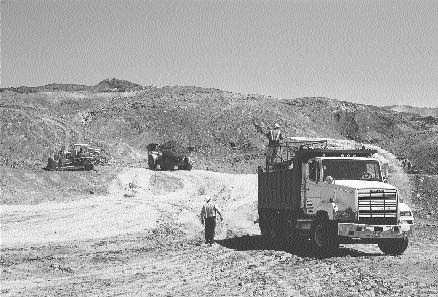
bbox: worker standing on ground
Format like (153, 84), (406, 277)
(265, 123), (284, 166)
(59, 148), (66, 167)
(200, 196), (223, 246)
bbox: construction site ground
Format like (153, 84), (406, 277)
(1, 166), (438, 297)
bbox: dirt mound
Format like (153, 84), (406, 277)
(1, 84), (437, 174)
(409, 175), (438, 222)
(0, 166), (118, 205)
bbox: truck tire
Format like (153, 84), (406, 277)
(184, 158), (193, 171)
(310, 217), (339, 254)
(267, 211), (287, 245)
(83, 160), (94, 171)
(46, 157), (57, 171)
(160, 157), (173, 171)
(378, 237), (409, 255)
(148, 155), (157, 170)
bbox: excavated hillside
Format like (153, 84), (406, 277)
(1, 81), (437, 173)
(1, 80), (438, 297)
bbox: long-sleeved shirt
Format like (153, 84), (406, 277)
(266, 129), (283, 146)
(200, 202), (222, 220)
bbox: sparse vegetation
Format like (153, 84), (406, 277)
(1, 80), (437, 297)
(1, 82), (437, 173)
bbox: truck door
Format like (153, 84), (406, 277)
(303, 159), (323, 215)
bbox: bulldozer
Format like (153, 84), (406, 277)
(46, 143), (102, 171)
(147, 141), (193, 171)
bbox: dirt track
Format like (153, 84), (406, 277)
(1, 168), (438, 296)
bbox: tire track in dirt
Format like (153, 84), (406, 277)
(0, 168), (258, 247)
(2, 167), (438, 296)
(1, 106), (85, 150)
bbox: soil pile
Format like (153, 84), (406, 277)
(1, 83), (437, 173)
(1, 81), (438, 296)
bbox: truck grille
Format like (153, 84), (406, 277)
(358, 189), (397, 225)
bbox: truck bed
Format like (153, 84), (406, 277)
(258, 168), (301, 210)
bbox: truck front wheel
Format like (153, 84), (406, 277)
(148, 155), (157, 170)
(184, 158), (193, 171)
(83, 160), (94, 171)
(378, 237), (409, 255)
(311, 218), (339, 254)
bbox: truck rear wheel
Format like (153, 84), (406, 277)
(184, 158), (192, 171)
(258, 210), (281, 242)
(378, 237), (409, 255)
(83, 160), (94, 171)
(268, 212), (289, 245)
(311, 217), (339, 254)
(160, 157), (174, 171)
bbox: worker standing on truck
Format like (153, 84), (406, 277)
(200, 196), (223, 246)
(265, 123), (284, 166)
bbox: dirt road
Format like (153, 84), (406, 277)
(1, 168), (438, 296)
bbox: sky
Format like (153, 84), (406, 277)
(1, 0), (437, 107)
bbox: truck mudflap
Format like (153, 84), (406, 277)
(338, 223), (413, 240)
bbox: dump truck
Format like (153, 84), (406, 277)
(46, 143), (101, 171)
(147, 141), (193, 171)
(258, 140), (413, 255)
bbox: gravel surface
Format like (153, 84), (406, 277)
(1, 168), (437, 297)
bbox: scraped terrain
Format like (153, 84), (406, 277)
(1, 168), (258, 247)
(1, 85), (438, 296)
(1, 163), (438, 296)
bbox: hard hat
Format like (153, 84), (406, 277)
(274, 123), (281, 129)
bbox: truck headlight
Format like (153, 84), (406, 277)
(334, 208), (357, 221)
(400, 210), (412, 217)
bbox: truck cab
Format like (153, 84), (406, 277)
(304, 156), (391, 220)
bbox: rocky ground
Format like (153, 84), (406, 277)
(2, 82), (438, 296)
(1, 163), (438, 297)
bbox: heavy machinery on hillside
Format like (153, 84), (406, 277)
(147, 141), (193, 171)
(45, 143), (101, 171)
(258, 140), (413, 255)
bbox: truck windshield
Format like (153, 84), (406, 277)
(322, 159), (381, 181)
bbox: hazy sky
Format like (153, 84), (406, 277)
(1, 0), (437, 107)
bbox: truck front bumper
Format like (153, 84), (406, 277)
(338, 222), (412, 242)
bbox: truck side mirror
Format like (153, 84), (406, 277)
(324, 176), (334, 184)
(381, 162), (389, 183)
(303, 162), (309, 178)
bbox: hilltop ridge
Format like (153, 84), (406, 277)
(0, 78), (146, 94)
(1, 80), (437, 174)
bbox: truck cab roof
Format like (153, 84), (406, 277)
(315, 156), (378, 161)
(294, 148), (377, 162)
